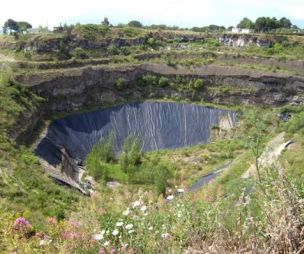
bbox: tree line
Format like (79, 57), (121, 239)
(237, 17), (299, 32)
(2, 19), (32, 35)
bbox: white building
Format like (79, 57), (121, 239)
(231, 27), (253, 34)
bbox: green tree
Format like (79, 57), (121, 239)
(85, 133), (115, 181)
(128, 20), (143, 28)
(119, 136), (143, 175)
(279, 17), (292, 29)
(17, 21), (32, 33)
(102, 17), (110, 27)
(237, 17), (255, 29)
(3, 19), (18, 34)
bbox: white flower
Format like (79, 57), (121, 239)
(140, 205), (147, 212)
(161, 233), (171, 240)
(104, 240), (110, 246)
(122, 209), (130, 216)
(166, 195), (174, 201)
(93, 233), (104, 241)
(177, 188), (185, 193)
(132, 200), (141, 208)
(125, 224), (133, 230)
(39, 239), (51, 246)
(177, 211), (182, 218)
(128, 229), (135, 234)
(112, 229), (119, 236)
(116, 221), (124, 227)
(148, 226), (153, 231)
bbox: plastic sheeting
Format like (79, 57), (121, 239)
(35, 102), (236, 166)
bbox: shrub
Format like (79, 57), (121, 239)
(119, 136), (142, 174)
(158, 77), (169, 87)
(141, 74), (158, 86)
(85, 133), (115, 181)
(72, 47), (89, 59)
(191, 79), (204, 90)
(286, 112), (304, 135)
(115, 77), (126, 90)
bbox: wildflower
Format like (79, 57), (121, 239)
(161, 233), (171, 240)
(166, 195), (174, 201)
(93, 233), (104, 241)
(104, 241), (110, 246)
(128, 229), (135, 234)
(122, 209), (130, 216)
(177, 211), (182, 218)
(110, 248), (116, 254)
(39, 239), (52, 246)
(47, 217), (57, 225)
(140, 205), (147, 212)
(91, 191), (98, 199)
(125, 224), (133, 230)
(13, 217), (32, 233)
(116, 221), (124, 227)
(112, 229), (119, 236)
(69, 221), (80, 228)
(177, 188), (185, 193)
(62, 231), (81, 240)
(148, 226), (153, 231)
(132, 200), (141, 208)
(99, 249), (106, 254)
(121, 243), (128, 251)
(98, 207), (105, 215)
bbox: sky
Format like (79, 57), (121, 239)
(1, 0), (303, 29)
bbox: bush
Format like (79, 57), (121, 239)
(85, 133), (115, 180)
(115, 77), (126, 90)
(191, 79), (204, 90)
(286, 112), (304, 135)
(128, 20), (143, 28)
(141, 74), (158, 86)
(119, 136), (142, 174)
(72, 47), (89, 59)
(158, 77), (169, 87)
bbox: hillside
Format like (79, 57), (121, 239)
(0, 26), (304, 253)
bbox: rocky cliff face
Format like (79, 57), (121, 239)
(13, 63), (304, 145)
(219, 34), (286, 47)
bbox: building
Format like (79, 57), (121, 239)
(231, 27), (253, 34)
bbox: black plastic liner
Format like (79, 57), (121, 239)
(35, 102), (236, 166)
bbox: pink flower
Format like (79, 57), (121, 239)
(99, 249), (106, 254)
(62, 231), (81, 240)
(121, 243), (128, 252)
(69, 221), (80, 228)
(47, 217), (57, 225)
(91, 191), (98, 199)
(110, 248), (116, 254)
(13, 217), (32, 233)
(98, 207), (105, 215)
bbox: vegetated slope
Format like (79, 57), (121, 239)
(0, 64), (80, 229)
(0, 29), (304, 253)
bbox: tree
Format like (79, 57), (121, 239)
(17, 21), (32, 33)
(279, 17), (292, 29)
(102, 17), (110, 27)
(237, 17), (255, 29)
(3, 19), (18, 34)
(128, 20), (143, 28)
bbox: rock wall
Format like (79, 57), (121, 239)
(219, 34), (286, 47)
